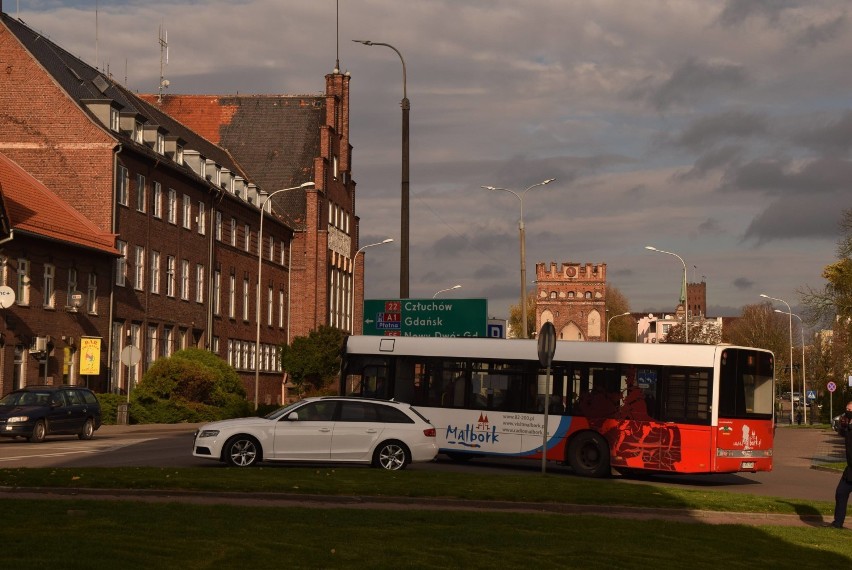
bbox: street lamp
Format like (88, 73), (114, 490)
(645, 246), (689, 343)
(607, 312), (631, 342)
(483, 178), (556, 339)
(432, 284), (461, 299)
(775, 309), (807, 424)
(254, 181), (315, 410)
(353, 39), (410, 299)
(761, 293), (794, 424)
(350, 238), (394, 334)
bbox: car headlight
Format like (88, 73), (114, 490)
(6, 416), (28, 423)
(198, 429), (220, 438)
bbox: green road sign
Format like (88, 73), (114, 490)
(363, 299), (488, 337)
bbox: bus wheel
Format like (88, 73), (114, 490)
(567, 432), (611, 478)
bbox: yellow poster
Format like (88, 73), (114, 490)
(79, 337), (102, 375)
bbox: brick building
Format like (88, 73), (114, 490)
(0, 13), (299, 403)
(0, 151), (117, 393)
(535, 262), (607, 341)
(140, 71), (360, 340)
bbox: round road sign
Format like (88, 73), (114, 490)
(827, 381), (837, 393)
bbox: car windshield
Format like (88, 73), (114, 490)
(0, 391), (51, 407)
(263, 400), (307, 420)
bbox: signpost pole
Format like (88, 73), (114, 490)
(537, 322), (556, 475)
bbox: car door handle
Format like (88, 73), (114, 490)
(319, 428), (331, 433)
(365, 429), (378, 434)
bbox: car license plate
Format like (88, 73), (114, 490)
(741, 461), (755, 469)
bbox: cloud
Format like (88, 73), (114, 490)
(795, 15), (848, 47)
(675, 111), (769, 151)
(675, 145), (744, 180)
(628, 59), (748, 111)
(742, 191), (847, 242)
(791, 110), (852, 154)
(716, 0), (799, 27)
(732, 277), (755, 290)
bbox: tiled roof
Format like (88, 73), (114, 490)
(0, 152), (118, 255)
(1, 13), (252, 186)
(142, 94), (322, 223)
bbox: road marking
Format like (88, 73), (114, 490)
(0, 439), (156, 462)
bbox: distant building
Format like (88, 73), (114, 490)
(535, 262), (607, 341)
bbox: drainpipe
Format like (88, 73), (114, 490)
(107, 143), (122, 393)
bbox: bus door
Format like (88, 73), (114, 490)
(659, 367), (713, 472)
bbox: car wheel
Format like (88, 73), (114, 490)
(28, 420), (47, 443)
(224, 435), (260, 467)
(78, 418), (95, 440)
(373, 441), (409, 471)
(567, 431), (611, 478)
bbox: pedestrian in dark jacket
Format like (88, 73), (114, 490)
(827, 401), (852, 529)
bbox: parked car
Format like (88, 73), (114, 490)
(0, 385), (102, 442)
(832, 413), (849, 434)
(193, 397), (438, 470)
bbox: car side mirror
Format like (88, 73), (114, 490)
(286, 411), (300, 421)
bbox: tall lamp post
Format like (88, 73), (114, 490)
(761, 293), (794, 424)
(775, 309), (807, 424)
(254, 182), (315, 410)
(645, 246), (688, 343)
(353, 39), (410, 299)
(482, 178), (556, 339)
(433, 284), (461, 299)
(607, 312), (631, 342)
(350, 238), (394, 334)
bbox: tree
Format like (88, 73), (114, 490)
(280, 325), (347, 395)
(605, 285), (634, 342)
(131, 348), (251, 423)
(507, 292), (537, 339)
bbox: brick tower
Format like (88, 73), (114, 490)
(535, 262), (607, 341)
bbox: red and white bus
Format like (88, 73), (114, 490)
(340, 336), (774, 477)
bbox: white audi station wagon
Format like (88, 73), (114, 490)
(193, 397), (438, 470)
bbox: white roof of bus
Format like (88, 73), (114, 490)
(345, 336), (772, 368)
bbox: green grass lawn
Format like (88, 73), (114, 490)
(0, 467), (849, 566)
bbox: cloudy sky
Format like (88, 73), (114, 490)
(13, 0), (851, 319)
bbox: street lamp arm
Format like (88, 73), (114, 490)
(432, 284), (461, 299)
(762, 293), (795, 424)
(352, 40), (407, 100)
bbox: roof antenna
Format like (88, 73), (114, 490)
(334, 0), (340, 73)
(95, 0), (99, 70)
(158, 24), (169, 103)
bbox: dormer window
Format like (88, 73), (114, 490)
(109, 107), (120, 132)
(155, 132), (165, 155)
(134, 121), (143, 143)
(176, 145), (184, 165)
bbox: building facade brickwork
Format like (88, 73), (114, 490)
(535, 261), (608, 341)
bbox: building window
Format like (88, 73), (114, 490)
(136, 174), (146, 212)
(167, 188), (177, 224)
(227, 340), (234, 366)
(166, 256), (175, 297)
(66, 268), (78, 309)
(152, 182), (162, 218)
(215, 211), (222, 241)
(155, 131), (165, 155)
(279, 289), (285, 328)
(211, 336), (219, 354)
(117, 165), (129, 206)
(134, 246), (145, 290)
(268, 236), (274, 260)
(176, 145), (184, 165)
(242, 277), (250, 321)
(133, 120), (143, 143)
(213, 270), (221, 315)
(230, 218), (237, 247)
(109, 107), (120, 132)
(198, 202), (206, 235)
(0, 256), (7, 286)
(244, 224), (250, 252)
(147, 325), (158, 365)
(150, 251), (160, 294)
(229, 274), (236, 319)
(43, 264), (55, 308)
(87, 273), (98, 314)
(16, 259), (29, 306)
(195, 264), (204, 303)
(115, 241), (127, 286)
(267, 284), (274, 325)
(181, 260), (190, 300)
(163, 326), (173, 358)
(183, 194), (192, 229)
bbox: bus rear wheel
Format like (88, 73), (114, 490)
(567, 432), (611, 478)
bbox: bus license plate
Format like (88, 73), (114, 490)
(741, 461), (755, 469)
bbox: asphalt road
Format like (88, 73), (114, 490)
(0, 423), (845, 503)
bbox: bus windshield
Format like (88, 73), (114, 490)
(717, 348), (774, 419)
